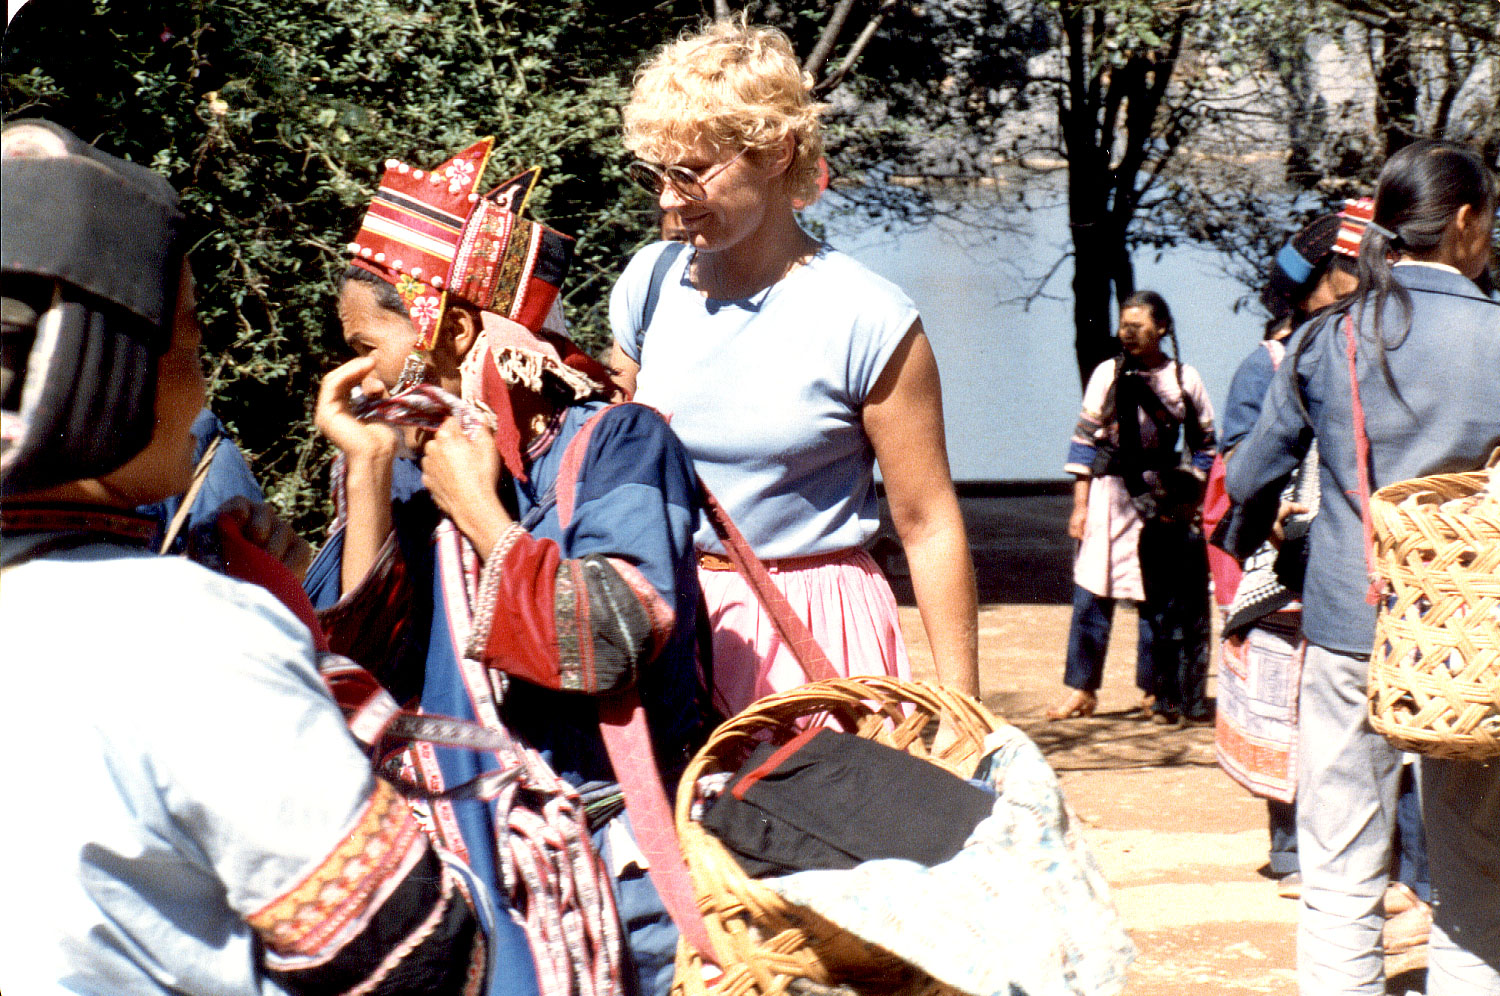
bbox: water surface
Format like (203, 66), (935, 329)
(812, 190), (1265, 480)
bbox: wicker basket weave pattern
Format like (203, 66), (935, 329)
(670, 676), (1004, 996)
(1368, 466), (1500, 760)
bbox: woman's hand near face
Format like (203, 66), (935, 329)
(315, 357), (396, 461)
(422, 417), (513, 560)
(316, 356), (398, 592)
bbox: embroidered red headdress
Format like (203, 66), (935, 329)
(1333, 197), (1374, 259)
(346, 138), (576, 351)
(347, 138), (614, 480)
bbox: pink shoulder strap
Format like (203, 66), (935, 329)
(1342, 315), (1384, 606)
(554, 404), (621, 528)
(695, 484), (840, 682)
(553, 401), (842, 967)
(553, 403), (719, 966)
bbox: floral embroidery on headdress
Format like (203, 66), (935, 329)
(346, 138), (576, 357)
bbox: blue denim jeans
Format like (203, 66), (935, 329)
(1269, 798), (1299, 877)
(593, 811), (678, 996)
(1394, 763), (1430, 902)
(1063, 585), (1155, 695)
(1269, 774), (1428, 892)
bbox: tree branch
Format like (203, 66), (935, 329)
(814, 0), (900, 96)
(802, 0), (858, 81)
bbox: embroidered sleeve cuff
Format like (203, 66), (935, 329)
(465, 523), (527, 661)
(551, 554), (674, 694)
(316, 532), (411, 669)
(473, 531), (675, 695)
(248, 781), (484, 995)
(1065, 439), (1097, 478)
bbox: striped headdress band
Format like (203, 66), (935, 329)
(1333, 197), (1375, 258)
(347, 138), (575, 351)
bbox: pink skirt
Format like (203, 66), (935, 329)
(698, 546), (911, 717)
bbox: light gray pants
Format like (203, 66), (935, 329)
(1420, 756), (1500, 995)
(1297, 643), (1403, 994)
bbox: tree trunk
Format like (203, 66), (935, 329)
(1373, 22), (1418, 155)
(1069, 159), (1121, 386)
(1071, 239), (1120, 387)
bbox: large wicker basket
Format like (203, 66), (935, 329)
(670, 676), (1005, 996)
(1367, 456), (1500, 760)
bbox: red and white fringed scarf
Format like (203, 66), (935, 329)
(432, 541), (626, 996)
(331, 383), (628, 996)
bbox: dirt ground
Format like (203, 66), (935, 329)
(887, 493), (1428, 996)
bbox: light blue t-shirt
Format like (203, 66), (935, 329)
(611, 241), (918, 559)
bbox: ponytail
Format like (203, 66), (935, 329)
(1291, 140), (1497, 413)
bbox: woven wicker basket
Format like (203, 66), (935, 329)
(669, 676), (1005, 996)
(1367, 456), (1500, 760)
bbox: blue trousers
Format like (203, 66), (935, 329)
(593, 811), (678, 996)
(1269, 798), (1299, 876)
(1063, 585), (1155, 695)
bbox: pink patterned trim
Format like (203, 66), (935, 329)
(554, 405), (612, 528)
(507, 222), (543, 323)
(248, 782), (429, 959)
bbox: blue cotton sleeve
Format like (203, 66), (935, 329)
(139, 409), (265, 548)
(563, 403), (700, 634)
(1220, 347), (1277, 453)
(1225, 334), (1316, 508)
(187, 411), (263, 515)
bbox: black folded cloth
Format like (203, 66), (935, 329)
(701, 727), (996, 878)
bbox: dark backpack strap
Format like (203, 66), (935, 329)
(636, 241), (687, 351)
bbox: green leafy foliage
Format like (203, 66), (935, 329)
(3, 0), (707, 530)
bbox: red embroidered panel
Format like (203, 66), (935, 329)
(481, 531), (564, 689)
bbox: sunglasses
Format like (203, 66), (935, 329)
(627, 147), (749, 202)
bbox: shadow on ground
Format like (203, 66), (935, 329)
(879, 486), (1075, 605)
(1007, 709), (1222, 772)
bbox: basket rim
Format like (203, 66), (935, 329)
(669, 676), (1007, 990)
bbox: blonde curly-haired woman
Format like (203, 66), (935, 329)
(609, 19), (979, 716)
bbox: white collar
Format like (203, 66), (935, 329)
(1393, 259), (1462, 276)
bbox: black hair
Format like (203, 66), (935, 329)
(1120, 290), (1185, 400)
(1121, 290), (1173, 336)
(1293, 140), (1497, 408)
(1261, 213), (1351, 327)
(1118, 290), (1201, 450)
(339, 264), (407, 315)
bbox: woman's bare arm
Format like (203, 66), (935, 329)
(864, 319), (980, 696)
